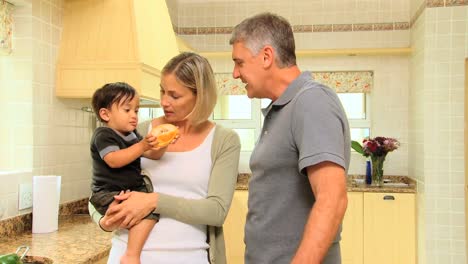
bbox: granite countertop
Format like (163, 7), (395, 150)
(0, 215), (112, 264)
(236, 173), (416, 193)
(0, 173), (415, 264)
(347, 175), (416, 193)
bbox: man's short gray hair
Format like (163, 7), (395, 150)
(230, 12), (296, 68)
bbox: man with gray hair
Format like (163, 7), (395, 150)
(230, 12), (350, 264)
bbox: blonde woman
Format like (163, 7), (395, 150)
(90, 52), (241, 264)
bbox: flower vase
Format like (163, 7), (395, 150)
(371, 155), (386, 187)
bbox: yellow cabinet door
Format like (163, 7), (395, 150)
(363, 193), (416, 264)
(341, 192), (364, 264)
(223, 190), (248, 264)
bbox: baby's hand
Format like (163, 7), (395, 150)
(141, 134), (158, 151)
(157, 129), (179, 149)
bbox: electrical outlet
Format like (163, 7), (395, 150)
(19, 183), (33, 210)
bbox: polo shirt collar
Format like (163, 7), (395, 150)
(272, 71), (311, 107)
(261, 71), (311, 116)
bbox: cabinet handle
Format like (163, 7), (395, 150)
(383, 195), (395, 200)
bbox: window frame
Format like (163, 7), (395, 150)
(211, 98), (262, 152)
(347, 92), (371, 134)
(212, 92), (371, 153)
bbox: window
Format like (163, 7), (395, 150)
(212, 95), (261, 152)
(313, 71), (372, 143)
(213, 71), (373, 153)
(338, 93), (371, 143)
(213, 93), (370, 151)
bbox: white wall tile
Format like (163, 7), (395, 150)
(410, 5), (468, 264)
(0, 0), (95, 219)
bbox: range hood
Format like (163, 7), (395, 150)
(55, 0), (179, 102)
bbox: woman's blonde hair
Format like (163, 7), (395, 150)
(162, 52), (217, 126)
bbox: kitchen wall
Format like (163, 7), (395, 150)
(172, 0), (410, 51)
(0, 1), (466, 262)
(409, 5), (427, 264)
(0, 0), (94, 220)
(172, 0), (412, 175)
(208, 55), (410, 176)
(171, 0), (468, 263)
(410, 2), (468, 264)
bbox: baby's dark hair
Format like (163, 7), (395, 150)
(91, 82), (137, 122)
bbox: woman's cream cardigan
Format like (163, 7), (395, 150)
(89, 122), (241, 264)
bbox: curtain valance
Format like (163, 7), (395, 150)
(0, 0), (13, 54)
(312, 71), (372, 93)
(215, 71), (373, 95)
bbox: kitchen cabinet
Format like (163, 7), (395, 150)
(223, 190), (248, 264)
(224, 190), (415, 264)
(363, 193), (416, 264)
(341, 192), (416, 264)
(341, 192), (364, 264)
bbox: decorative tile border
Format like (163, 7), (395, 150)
(427, 0), (445, 7)
(312, 24), (333, 32)
(373, 23), (394, 31)
(353, 23), (373, 31)
(293, 24), (313, 32)
(430, 0), (468, 6)
(215, 27), (232, 34)
(177, 21), (411, 35)
(394, 22), (410, 30)
(333, 24), (353, 32)
(446, 0), (468, 6)
(0, 198), (89, 237)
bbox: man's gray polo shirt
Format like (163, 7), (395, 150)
(245, 71), (351, 264)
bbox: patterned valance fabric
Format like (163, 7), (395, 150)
(0, 0), (13, 55)
(312, 71), (373, 93)
(215, 73), (247, 95)
(215, 71), (373, 95)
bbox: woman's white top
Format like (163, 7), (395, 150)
(107, 126), (215, 264)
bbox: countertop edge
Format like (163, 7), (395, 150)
(236, 174), (417, 193)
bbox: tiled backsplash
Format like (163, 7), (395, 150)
(0, 0), (93, 220)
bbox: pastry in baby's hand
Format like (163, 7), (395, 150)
(150, 124), (179, 147)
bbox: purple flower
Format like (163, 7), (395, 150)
(359, 137), (400, 157)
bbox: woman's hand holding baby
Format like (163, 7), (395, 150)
(99, 191), (127, 232)
(105, 191), (159, 229)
